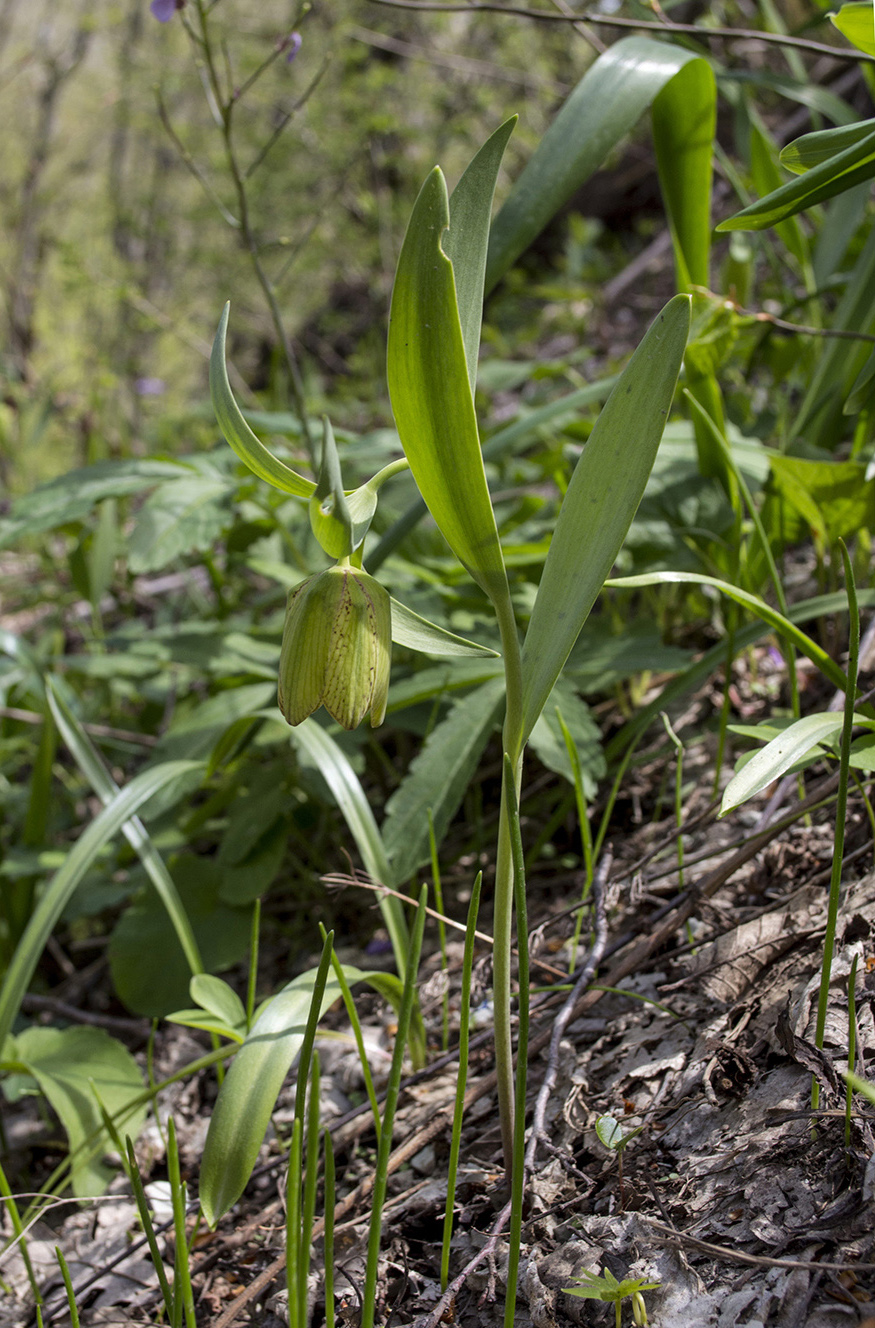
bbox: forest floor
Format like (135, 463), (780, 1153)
(5, 642), (875, 1328)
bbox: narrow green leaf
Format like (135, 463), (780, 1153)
(289, 720), (409, 971)
(387, 168), (509, 608)
(210, 303), (315, 498)
(7, 1026), (146, 1197)
(382, 677), (505, 885)
(389, 598), (499, 658)
(309, 417), (355, 558)
(444, 116), (516, 391)
(485, 38), (701, 292)
(0, 758), (202, 1047)
(606, 571), (851, 692)
(721, 712), (871, 816)
(717, 123), (875, 230)
(45, 675), (204, 979)
(780, 119), (875, 174)
(520, 296), (691, 743)
(652, 58), (716, 291)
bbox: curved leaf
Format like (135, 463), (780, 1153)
(199, 961), (401, 1224)
(210, 303), (316, 498)
(652, 58), (716, 291)
(289, 720), (409, 972)
(485, 38), (703, 292)
(520, 296), (690, 743)
(387, 168), (509, 608)
(0, 759), (204, 1050)
(443, 116), (516, 390)
(606, 571), (851, 692)
(720, 712), (873, 816)
(390, 598), (499, 658)
(830, 2), (875, 56)
(717, 123), (875, 231)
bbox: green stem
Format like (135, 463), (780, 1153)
(492, 591), (524, 1172)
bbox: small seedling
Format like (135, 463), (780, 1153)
(563, 1266), (660, 1326)
(596, 1114), (645, 1209)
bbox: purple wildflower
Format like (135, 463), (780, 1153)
(150, 0), (184, 21)
(281, 31), (302, 63)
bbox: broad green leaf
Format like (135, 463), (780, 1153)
(387, 168), (509, 608)
(108, 856), (252, 1016)
(4, 1026), (146, 1196)
(389, 598), (499, 658)
(443, 116), (516, 391)
(717, 122), (875, 230)
(520, 296), (691, 744)
(127, 476), (232, 573)
(0, 758), (203, 1051)
(595, 1114), (624, 1151)
(768, 455), (875, 546)
(831, 2), (875, 56)
(780, 119), (875, 174)
(721, 712), (873, 815)
(606, 571), (851, 693)
(485, 38), (703, 292)
(382, 677), (505, 885)
(289, 720), (409, 972)
(210, 303), (316, 498)
(652, 59), (715, 291)
(199, 962), (399, 1224)
(0, 459), (186, 548)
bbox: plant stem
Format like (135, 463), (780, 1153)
(492, 591), (525, 1170)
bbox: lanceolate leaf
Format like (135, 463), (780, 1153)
(606, 571), (851, 692)
(382, 676), (505, 885)
(830, 2), (875, 57)
(717, 123), (875, 231)
(721, 712), (873, 816)
(390, 598), (499, 657)
(443, 116), (516, 391)
(780, 119), (875, 174)
(200, 962), (401, 1225)
(211, 303), (316, 498)
(388, 168), (509, 608)
(519, 296), (691, 744)
(652, 58), (716, 291)
(485, 38), (704, 292)
(0, 759), (204, 1050)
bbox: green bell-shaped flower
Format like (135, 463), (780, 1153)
(278, 564), (391, 730)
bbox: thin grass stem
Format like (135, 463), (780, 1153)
(428, 809), (450, 1052)
(322, 926), (381, 1142)
(166, 1118), (196, 1328)
(54, 1248), (79, 1328)
(503, 754), (529, 1328)
(813, 541), (859, 1110)
(285, 1118), (303, 1328)
(360, 886), (428, 1328)
(440, 869), (483, 1291)
(299, 1050), (321, 1327)
(323, 1130), (336, 1328)
(0, 1159), (42, 1306)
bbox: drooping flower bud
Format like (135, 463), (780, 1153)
(278, 565), (391, 730)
